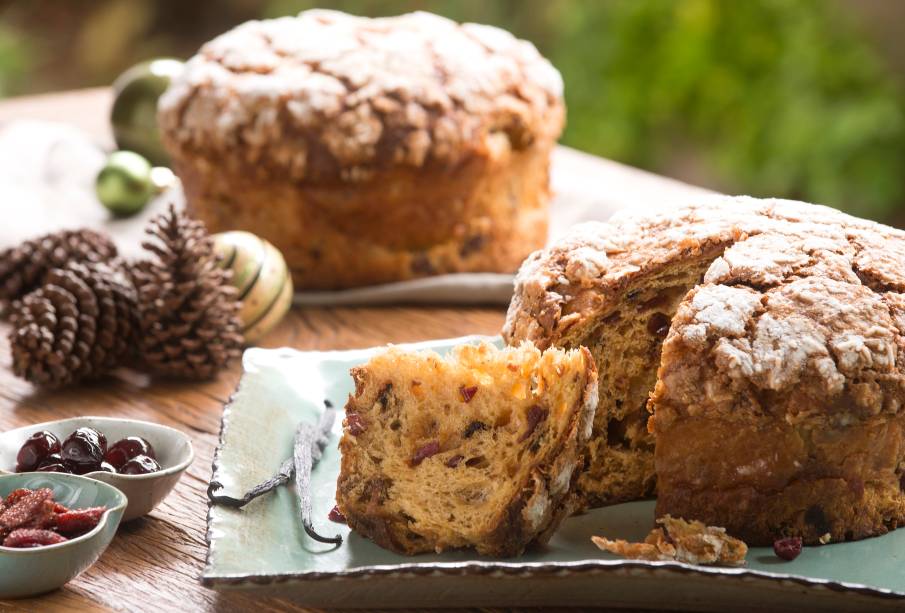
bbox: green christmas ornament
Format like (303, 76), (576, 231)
(111, 58), (184, 166)
(213, 231), (294, 344)
(96, 150), (155, 216)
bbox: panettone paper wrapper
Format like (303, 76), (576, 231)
(0, 120), (711, 305)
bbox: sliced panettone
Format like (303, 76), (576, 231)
(336, 341), (597, 556)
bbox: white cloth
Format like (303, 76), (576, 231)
(0, 120), (711, 305)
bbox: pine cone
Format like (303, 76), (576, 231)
(132, 205), (243, 380)
(0, 229), (118, 302)
(8, 261), (138, 387)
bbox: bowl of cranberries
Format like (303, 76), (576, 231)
(0, 472), (127, 598)
(0, 417), (193, 521)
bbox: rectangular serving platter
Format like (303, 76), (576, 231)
(204, 336), (905, 610)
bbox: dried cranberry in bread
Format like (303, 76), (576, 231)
(336, 341), (597, 556)
(159, 10), (564, 290)
(503, 196), (905, 546)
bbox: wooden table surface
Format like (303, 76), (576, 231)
(0, 88), (703, 613)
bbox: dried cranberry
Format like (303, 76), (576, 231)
(105, 436), (156, 469)
(15, 431), (61, 472)
(445, 454), (464, 468)
(119, 454), (161, 475)
(3, 528), (67, 548)
(773, 536), (803, 561)
(411, 441), (440, 466)
(519, 405), (549, 442)
(328, 505), (347, 523)
(459, 386), (478, 403)
(61, 427), (107, 470)
(346, 414), (366, 436)
(647, 312), (671, 338)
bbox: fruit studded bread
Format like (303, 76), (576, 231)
(159, 10), (563, 290)
(503, 196), (905, 545)
(336, 341), (597, 556)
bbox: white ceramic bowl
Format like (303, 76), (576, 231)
(0, 417), (193, 521)
(0, 472), (127, 598)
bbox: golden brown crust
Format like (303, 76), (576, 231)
(172, 137), (552, 290)
(160, 10), (563, 290)
(504, 196), (905, 527)
(159, 9), (563, 181)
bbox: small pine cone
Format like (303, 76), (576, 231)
(132, 205), (243, 380)
(0, 229), (118, 303)
(8, 261), (138, 387)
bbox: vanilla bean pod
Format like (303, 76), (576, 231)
(208, 400), (336, 510)
(294, 407), (341, 545)
(207, 457), (294, 508)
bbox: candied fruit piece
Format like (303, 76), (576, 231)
(459, 386), (478, 403)
(0, 488), (53, 533)
(4, 489), (31, 507)
(61, 427), (107, 470)
(55, 507), (106, 537)
(105, 436), (156, 469)
(119, 455), (161, 475)
(3, 528), (67, 548)
(15, 431), (61, 473)
(328, 505), (346, 523)
(24, 499), (57, 530)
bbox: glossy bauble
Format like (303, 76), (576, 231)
(212, 231), (293, 344)
(96, 150), (154, 216)
(111, 58), (184, 166)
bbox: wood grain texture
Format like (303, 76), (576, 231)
(0, 88), (701, 612)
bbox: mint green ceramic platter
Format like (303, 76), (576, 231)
(204, 336), (905, 611)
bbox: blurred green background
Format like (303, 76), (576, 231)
(2, 0), (904, 225)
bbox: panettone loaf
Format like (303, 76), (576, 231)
(336, 341), (597, 556)
(504, 196), (905, 545)
(159, 10), (564, 290)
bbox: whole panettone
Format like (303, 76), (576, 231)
(503, 196), (905, 545)
(158, 10), (564, 290)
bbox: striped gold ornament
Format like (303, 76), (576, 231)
(213, 231), (293, 344)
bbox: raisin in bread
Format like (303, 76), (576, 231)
(336, 341), (597, 556)
(503, 196), (905, 545)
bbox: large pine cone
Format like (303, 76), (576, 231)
(132, 205), (243, 379)
(8, 261), (138, 387)
(0, 229), (118, 302)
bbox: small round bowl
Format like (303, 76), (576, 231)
(0, 417), (193, 522)
(0, 472), (127, 598)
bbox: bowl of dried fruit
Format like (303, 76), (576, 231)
(0, 417), (194, 521)
(0, 472), (127, 598)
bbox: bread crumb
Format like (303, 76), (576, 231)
(592, 515), (748, 567)
(818, 532), (832, 544)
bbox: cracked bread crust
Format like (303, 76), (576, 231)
(158, 9), (563, 181)
(158, 10), (563, 290)
(651, 219), (905, 545)
(502, 196), (905, 514)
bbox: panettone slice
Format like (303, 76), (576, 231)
(336, 341), (597, 557)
